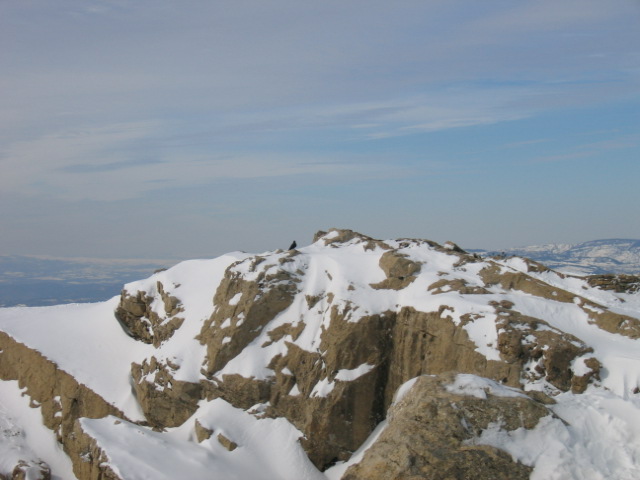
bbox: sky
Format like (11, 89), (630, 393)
(1, 0), (639, 260)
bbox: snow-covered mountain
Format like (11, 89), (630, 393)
(476, 239), (640, 275)
(1, 229), (640, 479)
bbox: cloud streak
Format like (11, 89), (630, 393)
(1, 0), (638, 255)
(1, 119), (380, 201)
(530, 133), (640, 164)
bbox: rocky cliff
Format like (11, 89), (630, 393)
(1, 229), (640, 479)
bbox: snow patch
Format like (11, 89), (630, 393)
(463, 314), (501, 361)
(335, 363), (375, 382)
(80, 403), (326, 480)
(446, 374), (527, 400)
(310, 378), (335, 398)
(392, 376), (421, 404)
(0, 381), (75, 479)
(469, 390), (640, 480)
(289, 384), (301, 396)
(228, 293), (243, 306)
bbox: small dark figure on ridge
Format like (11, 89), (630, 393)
(289, 241), (297, 250)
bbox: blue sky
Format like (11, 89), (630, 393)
(1, 0), (639, 259)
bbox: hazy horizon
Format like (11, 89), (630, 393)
(2, 1), (639, 259)
(3, 234), (640, 262)
(2, 235), (639, 308)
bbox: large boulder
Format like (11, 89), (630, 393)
(342, 374), (548, 480)
(115, 281), (184, 347)
(130, 356), (202, 428)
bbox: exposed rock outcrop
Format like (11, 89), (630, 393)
(130, 356), (202, 428)
(480, 263), (576, 302)
(481, 263), (640, 339)
(194, 420), (213, 442)
(217, 433), (238, 451)
(9, 460), (51, 480)
(313, 229), (389, 250)
(586, 274), (640, 293)
(71, 420), (123, 480)
(2, 228), (639, 479)
(179, 230), (620, 469)
(0, 331), (128, 479)
(115, 281), (184, 347)
(491, 302), (599, 393)
(342, 374), (547, 480)
(203, 293), (596, 468)
(197, 252), (302, 377)
(370, 251), (421, 290)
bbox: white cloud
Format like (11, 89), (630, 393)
(0, 122), (160, 193)
(0, 120), (373, 201)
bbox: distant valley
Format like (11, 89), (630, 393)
(0, 255), (177, 307)
(473, 238), (640, 276)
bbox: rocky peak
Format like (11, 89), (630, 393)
(117, 230), (634, 468)
(1, 230), (640, 479)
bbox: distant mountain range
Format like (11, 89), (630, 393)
(473, 239), (640, 276)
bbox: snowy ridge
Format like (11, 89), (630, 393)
(0, 229), (640, 479)
(476, 238), (640, 275)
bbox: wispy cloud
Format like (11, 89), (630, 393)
(530, 133), (640, 163)
(57, 157), (163, 174)
(0, 119), (381, 201)
(530, 151), (596, 164)
(502, 139), (551, 149)
(1, 1), (638, 256)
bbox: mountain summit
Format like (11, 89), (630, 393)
(1, 229), (640, 479)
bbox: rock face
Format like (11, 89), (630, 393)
(130, 356), (202, 428)
(197, 253), (302, 377)
(586, 274), (640, 293)
(192, 231), (615, 469)
(342, 374), (548, 480)
(370, 250), (422, 290)
(115, 281), (184, 347)
(1, 228), (640, 479)
(70, 420), (122, 480)
(175, 230), (622, 469)
(0, 331), (129, 478)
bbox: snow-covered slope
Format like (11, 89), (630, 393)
(1, 229), (640, 479)
(476, 239), (640, 275)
